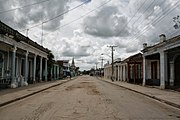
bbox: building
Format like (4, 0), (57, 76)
(0, 21), (50, 89)
(57, 60), (70, 78)
(142, 34), (180, 89)
(53, 62), (60, 80)
(70, 57), (76, 77)
(104, 54), (143, 84)
(126, 53), (143, 84)
(104, 62), (112, 79)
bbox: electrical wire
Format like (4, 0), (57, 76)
(44, 0), (112, 37)
(115, 0), (147, 35)
(19, 0), (90, 32)
(131, 0), (156, 27)
(130, 1), (180, 43)
(0, 0), (50, 14)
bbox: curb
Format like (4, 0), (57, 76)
(0, 77), (77, 107)
(97, 77), (180, 110)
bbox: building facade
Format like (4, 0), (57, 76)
(0, 21), (49, 89)
(142, 34), (180, 89)
(104, 53), (143, 84)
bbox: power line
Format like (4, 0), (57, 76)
(44, 0), (112, 37)
(0, 0), (50, 14)
(115, 0), (147, 35)
(130, 1), (180, 44)
(128, 0), (147, 24)
(131, 0), (156, 27)
(19, 0), (90, 32)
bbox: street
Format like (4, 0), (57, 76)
(0, 75), (179, 120)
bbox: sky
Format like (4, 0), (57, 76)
(0, 0), (180, 70)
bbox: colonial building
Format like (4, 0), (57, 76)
(0, 21), (49, 89)
(104, 54), (143, 84)
(57, 60), (70, 78)
(104, 62), (112, 80)
(142, 34), (180, 89)
(126, 53), (143, 84)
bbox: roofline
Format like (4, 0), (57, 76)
(142, 35), (180, 53)
(0, 21), (50, 53)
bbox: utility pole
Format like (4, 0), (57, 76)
(41, 22), (44, 46)
(100, 58), (105, 77)
(26, 29), (29, 37)
(95, 63), (98, 70)
(107, 45), (117, 81)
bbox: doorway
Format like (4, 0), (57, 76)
(175, 56), (180, 86)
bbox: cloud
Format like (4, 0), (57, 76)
(0, 0), (69, 31)
(0, 0), (180, 70)
(44, 29), (92, 59)
(83, 5), (130, 38)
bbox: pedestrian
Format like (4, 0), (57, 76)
(70, 73), (71, 80)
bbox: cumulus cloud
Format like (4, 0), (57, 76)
(127, 0), (180, 45)
(0, 0), (179, 70)
(0, 0), (69, 31)
(44, 29), (92, 59)
(83, 6), (130, 38)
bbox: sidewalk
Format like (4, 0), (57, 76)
(0, 77), (75, 107)
(99, 77), (180, 109)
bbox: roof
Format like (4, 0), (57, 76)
(0, 21), (50, 53)
(142, 35), (180, 53)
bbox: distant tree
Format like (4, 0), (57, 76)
(75, 67), (80, 72)
(173, 15), (180, 29)
(47, 51), (55, 80)
(47, 51), (54, 67)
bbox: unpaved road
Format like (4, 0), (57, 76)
(0, 76), (180, 120)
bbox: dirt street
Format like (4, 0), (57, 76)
(0, 76), (180, 120)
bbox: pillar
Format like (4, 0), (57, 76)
(11, 46), (17, 88)
(33, 54), (37, 83)
(169, 61), (174, 86)
(134, 63), (136, 84)
(117, 65), (119, 81)
(45, 58), (48, 81)
(143, 56), (147, 86)
(40, 57), (43, 82)
(160, 51), (167, 89)
(24, 51), (29, 86)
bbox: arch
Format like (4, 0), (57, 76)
(173, 53), (180, 62)
(174, 55), (180, 86)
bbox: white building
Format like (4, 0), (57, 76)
(142, 34), (180, 89)
(0, 21), (49, 89)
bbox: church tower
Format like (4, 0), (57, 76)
(71, 57), (75, 70)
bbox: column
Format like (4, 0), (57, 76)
(143, 56), (147, 86)
(24, 51), (29, 86)
(40, 57), (43, 82)
(169, 61), (174, 86)
(160, 51), (167, 89)
(11, 46), (17, 88)
(33, 54), (37, 83)
(45, 58), (48, 81)
(117, 65), (120, 81)
(134, 63), (136, 84)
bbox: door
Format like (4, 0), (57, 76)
(151, 61), (157, 79)
(21, 59), (25, 76)
(175, 56), (180, 86)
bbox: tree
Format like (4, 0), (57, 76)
(47, 51), (55, 80)
(173, 15), (180, 29)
